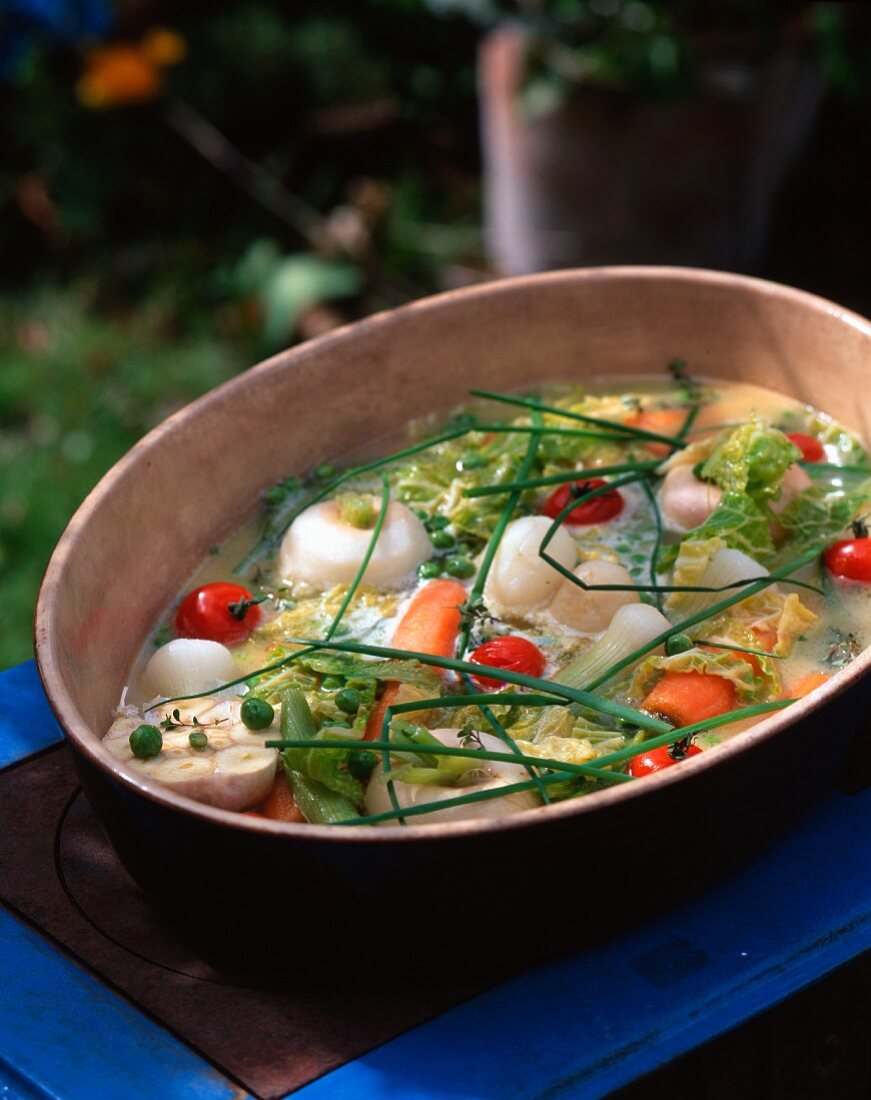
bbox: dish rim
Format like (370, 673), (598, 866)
(34, 264), (871, 843)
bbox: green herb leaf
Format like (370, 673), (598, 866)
(700, 418), (799, 499)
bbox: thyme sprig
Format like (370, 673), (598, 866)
(159, 708), (227, 732)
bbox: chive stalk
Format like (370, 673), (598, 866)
(470, 389), (688, 449)
(282, 636), (674, 734)
(264, 737), (634, 784)
(462, 460), (660, 499)
(455, 410), (542, 659)
(583, 544), (825, 691)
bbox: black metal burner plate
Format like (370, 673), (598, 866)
(0, 745), (499, 1099)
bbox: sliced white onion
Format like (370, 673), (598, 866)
(554, 603), (672, 689)
(143, 638), (237, 699)
(668, 548), (770, 627)
(364, 728), (539, 826)
(104, 694), (279, 811)
(279, 498), (431, 594)
(547, 559), (640, 634)
(483, 516), (576, 619)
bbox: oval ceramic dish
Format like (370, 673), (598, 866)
(35, 268), (871, 971)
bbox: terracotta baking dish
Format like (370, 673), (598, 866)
(35, 268), (871, 971)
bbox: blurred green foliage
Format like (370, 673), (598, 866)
(0, 0), (482, 665)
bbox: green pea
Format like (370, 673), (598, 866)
(240, 697), (275, 730)
(264, 485), (285, 506)
(321, 675), (345, 691)
(445, 555), (475, 579)
(282, 476), (302, 493)
(335, 687), (362, 715)
(348, 750), (378, 781)
(315, 462), (336, 480)
(129, 724), (162, 760)
(665, 632), (694, 656)
(426, 514), (450, 531)
(418, 560), (442, 579)
(189, 730), (209, 751)
(430, 530), (455, 550)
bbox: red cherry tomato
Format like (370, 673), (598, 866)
(628, 742), (702, 777)
(824, 539), (871, 582)
(469, 636), (546, 689)
(786, 432), (824, 463)
(175, 582), (262, 644)
(541, 478), (624, 526)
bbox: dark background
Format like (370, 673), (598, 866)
(1, 0), (869, 666)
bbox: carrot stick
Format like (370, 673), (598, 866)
(643, 670), (738, 728)
(364, 578), (466, 741)
(787, 672), (830, 699)
(257, 773), (305, 822)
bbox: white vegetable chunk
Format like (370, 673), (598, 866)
(659, 464), (723, 534)
(279, 498), (431, 594)
(105, 695), (279, 811)
(143, 638), (237, 699)
(484, 516), (576, 618)
(547, 559), (640, 634)
(364, 729), (539, 826)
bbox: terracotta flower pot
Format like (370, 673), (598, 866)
(480, 27), (823, 273)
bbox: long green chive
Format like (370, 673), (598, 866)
(535, 483), (821, 597)
(594, 699), (792, 770)
(473, 424), (652, 444)
(677, 403), (701, 440)
(381, 687), (557, 804)
(640, 479), (664, 610)
(280, 636), (673, 733)
(455, 410), (542, 660)
(799, 462), (871, 475)
(462, 461), (660, 499)
(335, 769), (589, 827)
(263, 737), (633, 784)
(584, 544), (825, 691)
(470, 389), (688, 449)
(699, 640), (784, 660)
(476, 697), (551, 804)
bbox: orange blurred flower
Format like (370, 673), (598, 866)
(141, 28), (187, 67)
(76, 28), (186, 109)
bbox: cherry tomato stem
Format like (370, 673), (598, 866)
(175, 582), (263, 644)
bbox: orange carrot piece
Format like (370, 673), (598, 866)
(257, 773), (305, 822)
(643, 670), (737, 728)
(625, 409), (688, 458)
(364, 578), (466, 741)
(787, 672), (830, 699)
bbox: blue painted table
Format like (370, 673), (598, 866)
(1, 659), (869, 1099)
